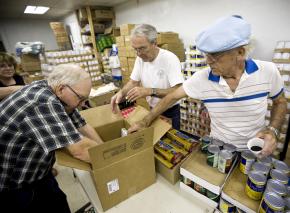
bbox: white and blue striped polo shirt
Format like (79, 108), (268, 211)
(183, 59), (284, 150)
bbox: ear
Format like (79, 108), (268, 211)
(54, 84), (66, 97)
(236, 47), (246, 61)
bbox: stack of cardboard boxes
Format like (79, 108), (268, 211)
(20, 54), (44, 83)
(49, 22), (72, 50)
(116, 24), (136, 85)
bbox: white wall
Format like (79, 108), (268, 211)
(115, 0), (290, 60)
(0, 18), (58, 54)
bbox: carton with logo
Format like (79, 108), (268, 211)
(56, 105), (171, 211)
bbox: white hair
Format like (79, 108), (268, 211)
(47, 64), (90, 88)
(131, 24), (157, 43)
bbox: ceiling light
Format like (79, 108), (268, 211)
(24, 6), (50, 14)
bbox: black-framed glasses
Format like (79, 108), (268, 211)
(66, 85), (88, 103)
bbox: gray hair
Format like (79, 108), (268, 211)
(47, 64), (90, 88)
(131, 24), (157, 43)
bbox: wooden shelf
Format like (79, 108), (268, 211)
(46, 53), (94, 59)
(273, 59), (290, 63)
(274, 48), (290, 53)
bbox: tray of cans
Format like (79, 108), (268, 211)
(221, 150), (290, 213)
(180, 136), (239, 207)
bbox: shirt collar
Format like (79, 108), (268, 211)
(208, 58), (258, 82)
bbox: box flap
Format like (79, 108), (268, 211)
(56, 149), (91, 171)
(126, 106), (171, 144)
(89, 126), (154, 169)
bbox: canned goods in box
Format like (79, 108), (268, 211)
(264, 179), (287, 197)
(240, 150), (256, 175)
(201, 135), (211, 153)
(193, 182), (206, 195)
(245, 171), (267, 200)
(207, 144), (220, 167)
(270, 169), (289, 185)
(259, 192), (285, 213)
(182, 176), (193, 187)
(257, 156), (272, 168)
(218, 150), (233, 173)
(219, 198), (236, 213)
(251, 162), (271, 177)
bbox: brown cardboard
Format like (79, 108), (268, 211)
(222, 167), (260, 212)
(119, 57), (128, 68)
(21, 54), (41, 72)
(126, 46), (136, 57)
(56, 105), (171, 211)
(94, 9), (114, 19)
(120, 24), (135, 36)
(89, 87), (119, 107)
(118, 46), (127, 57)
(116, 36), (125, 47)
(78, 8), (87, 21)
(104, 26), (120, 36)
(124, 35), (131, 46)
(127, 57), (136, 69)
(157, 32), (179, 45)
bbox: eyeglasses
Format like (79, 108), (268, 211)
(133, 46), (150, 53)
(66, 85), (88, 104)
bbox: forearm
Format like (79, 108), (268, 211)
(78, 124), (103, 145)
(0, 86), (23, 99)
(270, 95), (287, 129)
(151, 84), (181, 98)
(120, 80), (139, 97)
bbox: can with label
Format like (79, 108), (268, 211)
(182, 175), (193, 188)
(201, 135), (211, 153)
(207, 144), (220, 167)
(285, 196), (290, 210)
(251, 162), (271, 177)
(245, 171), (267, 200)
(287, 186), (290, 197)
(206, 190), (219, 202)
(273, 160), (290, 176)
(264, 179), (287, 197)
(259, 192), (285, 213)
(219, 197), (236, 213)
(257, 156), (273, 168)
(240, 150), (256, 175)
(218, 150), (233, 173)
(194, 182), (206, 195)
(212, 138), (224, 150)
(270, 169), (289, 185)
(223, 143), (236, 155)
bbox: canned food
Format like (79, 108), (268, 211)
(285, 196), (290, 210)
(223, 143), (236, 155)
(273, 160), (290, 176)
(218, 150), (233, 173)
(182, 176), (193, 187)
(264, 179), (287, 197)
(201, 135), (211, 153)
(194, 182), (206, 195)
(207, 144), (220, 167)
(251, 162), (271, 177)
(212, 138), (224, 149)
(259, 192), (285, 213)
(246, 171), (267, 200)
(154, 140), (184, 164)
(206, 190), (219, 202)
(270, 169), (289, 185)
(240, 150), (256, 175)
(219, 198), (236, 213)
(257, 156), (272, 168)
(287, 186), (290, 197)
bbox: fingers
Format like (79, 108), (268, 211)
(127, 88), (139, 102)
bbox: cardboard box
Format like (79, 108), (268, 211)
(120, 24), (135, 36)
(124, 36), (131, 46)
(116, 36), (125, 47)
(119, 57), (128, 68)
(21, 54), (41, 72)
(89, 88), (119, 107)
(94, 9), (114, 19)
(157, 32), (179, 45)
(93, 23), (105, 33)
(118, 46), (127, 57)
(78, 8), (87, 21)
(126, 46), (136, 57)
(56, 105), (171, 211)
(104, 26), (120, 37)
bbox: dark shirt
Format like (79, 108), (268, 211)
(0, 80), (86, 191)
(0, 74), (25, 87)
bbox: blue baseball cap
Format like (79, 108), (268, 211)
(195, 15), (251, 53)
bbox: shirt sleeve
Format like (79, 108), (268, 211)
(130, 57), (141, 81)
(182, 72), (204, 100)
(69, 109), (86, 128)
(269, 62), (284, 99)
(21, 102), (83, 154)
(166, 53), (184, 87)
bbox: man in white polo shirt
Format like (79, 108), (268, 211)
(129, 15), (287, 157)
(111, 24), (184, 129)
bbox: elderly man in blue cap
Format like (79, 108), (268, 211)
(129, 15), (287, 157)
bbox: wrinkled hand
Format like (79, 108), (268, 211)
(126, 87), (150, 102)
(256, 129), (277, 158)
(128, 120), (147, 134)
(110, 92), (124, 114)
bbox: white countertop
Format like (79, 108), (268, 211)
(73, 168), (214, 213)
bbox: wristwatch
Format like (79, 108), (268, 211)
(151, 88), (157, 97)
(267, 126), (280, 138)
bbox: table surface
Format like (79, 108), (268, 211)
(73, 169), (215, 213)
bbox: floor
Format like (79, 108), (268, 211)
(54, 163), (92, 213)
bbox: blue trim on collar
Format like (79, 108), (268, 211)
(245, 59), (258, 74)
(208, 71), (220, 82)
(208, 58), (258, 82)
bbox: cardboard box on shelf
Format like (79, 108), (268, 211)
(49, 22), (65, 31)
(93, 23), (105, 33)
(56, 36), (70, 43)
(120, 24), (135, 36)
(21, 54), (41, 72)
(104, 26), (120, 37)
(127, 57), (136, 69)
(118, 46), (127, 57)
(116, 36), (125, 47)
(89, 88), (119, 107)
(94, 9), (114, 19)
(56, 105), (171, 211)
(119, 57), (128, 68)
(124, 36), (131, 46)
(157, 32), (179, 45)
(126, 46), (136, 57)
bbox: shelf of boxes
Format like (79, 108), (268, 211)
(41, 50), (102, 86)
(271, 40), (290, 159)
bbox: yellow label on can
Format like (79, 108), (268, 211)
(245, 177), (265, 200)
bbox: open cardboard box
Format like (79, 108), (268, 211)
(56, 105), (171, 211)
